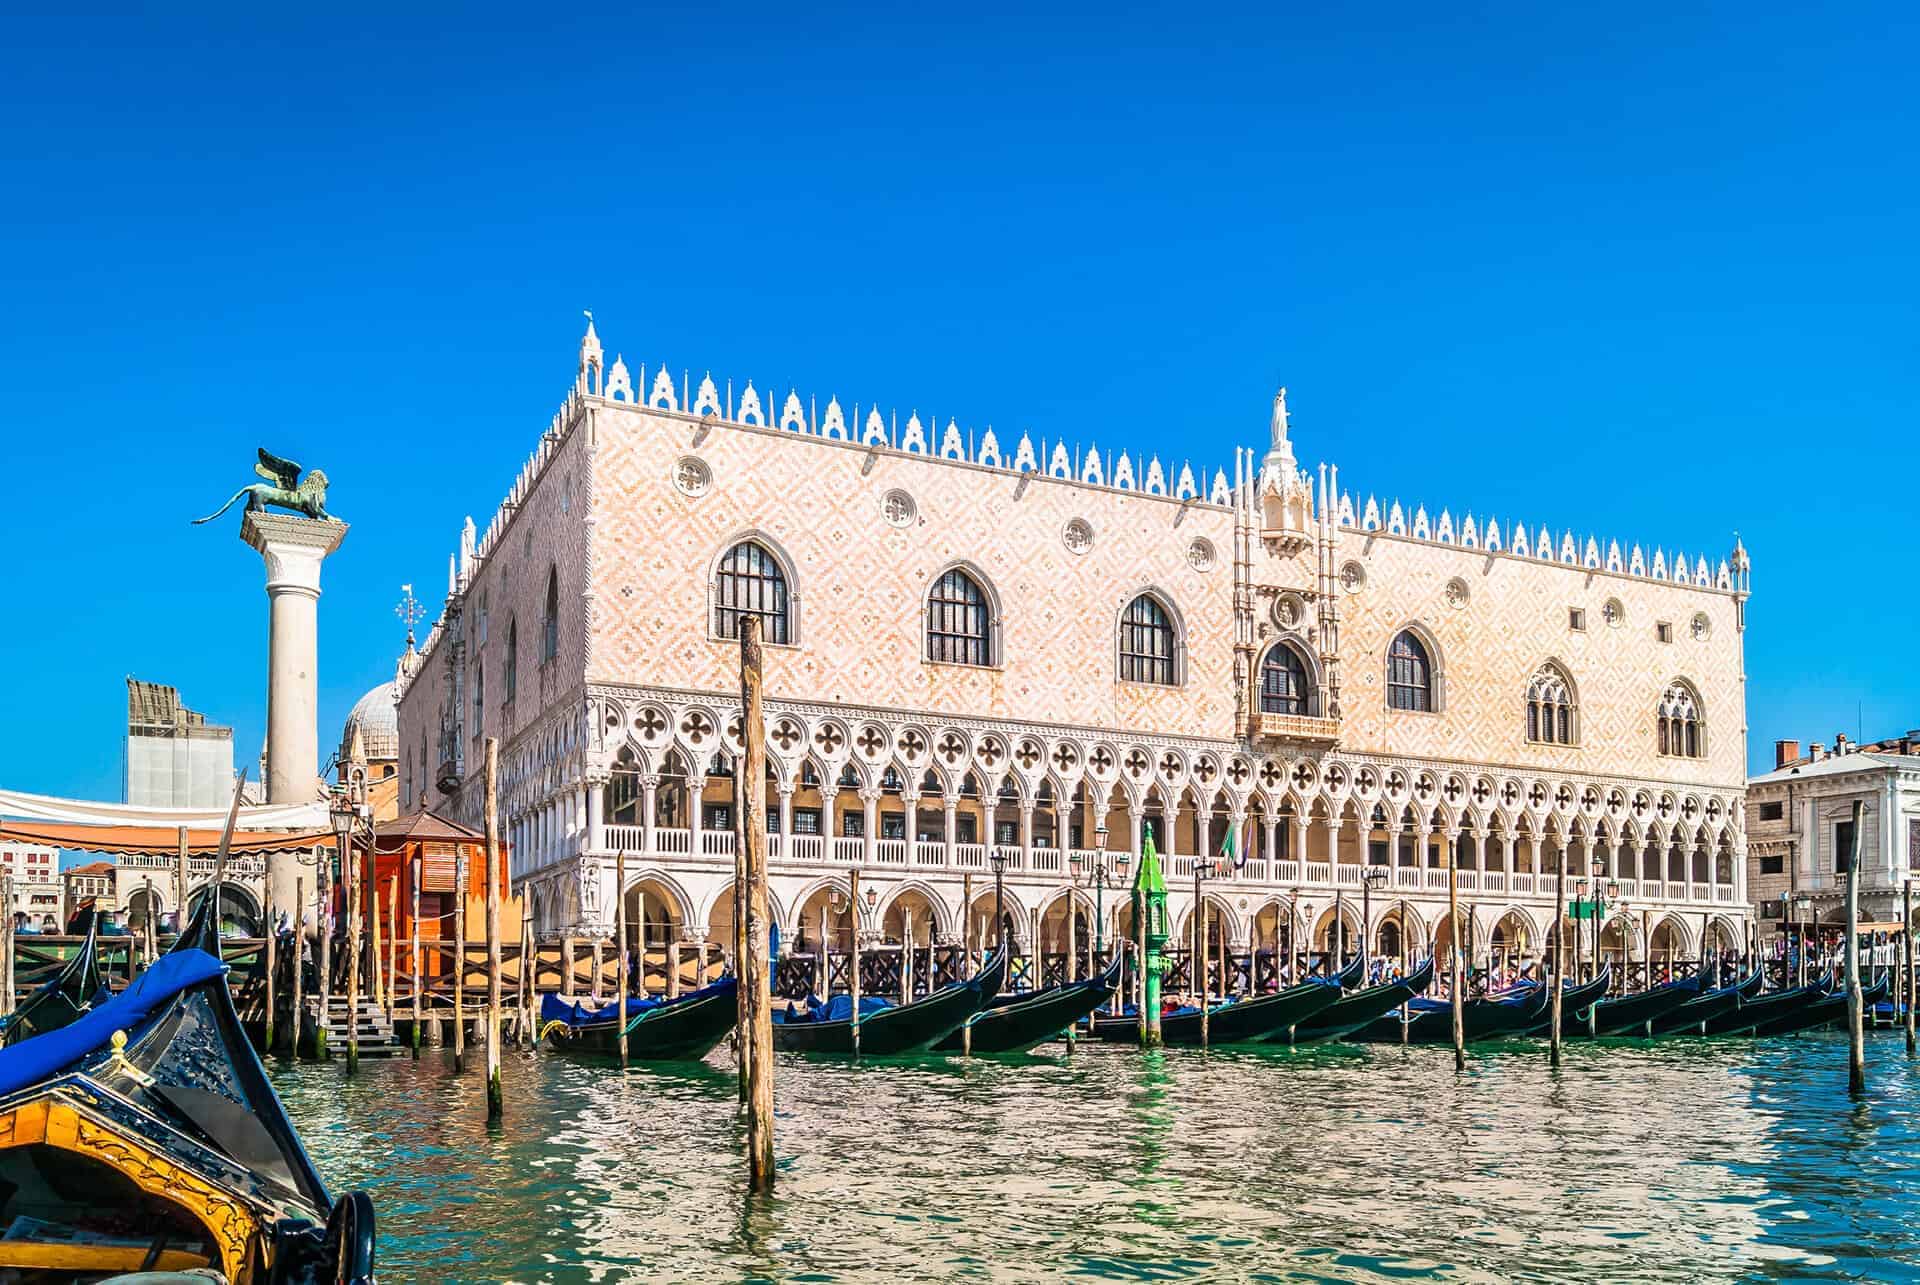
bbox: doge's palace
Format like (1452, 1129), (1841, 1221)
(394, 319), (1754, 985)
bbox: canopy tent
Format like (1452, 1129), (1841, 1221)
(0, 786), (330, 831)
(0, 820), (329, 857)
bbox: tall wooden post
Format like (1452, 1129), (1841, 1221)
(1449, 837), (1465, 1070)
(452, 848), (467, 1070)
(264, 885), (278, 1053)
(484, 738), (505, 1119)
(739, 615), (775, 1190)
(293, 876), (306, 1058)
(615, 845), (629, 1067)
(590, 937), (603, 1001)
(1905, 878), (1915, 1058)
(1549, 847), (1565, 1070)
(316, 851), (333, 1059)
(345, 828), (361, 1074)
(385, 877), (399, 1020)
(849, 868), (863, 1059)
(1194, 864), (1209, 1049)
(368, 859), (385, 1016)
(960, 872), (973, 1058)
(733, 748), (750, 1101)
(1845, 798), (1865, 1098)
(519, 915), (535, 1048)
(176, 827), (190, 939)
(143, 876), (157, 965)
(0, 874), (14, 1018)
(410, 861), (423, 1058)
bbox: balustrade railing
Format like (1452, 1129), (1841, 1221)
(875, 839), (909, 866)
(915, 841), (947, 868)
(832, 836), (864, 863)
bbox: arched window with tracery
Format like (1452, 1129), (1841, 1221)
(1119, 594), (1177, 686)
(714, 541), (791, 643)
(1259, 643), (1313, 715)
(926, 568), (991, 666)
(504, 617), (518, 702)
(1658, 682), (1703, 758)
(1526, 663), (1575, 745)
(1386, 631), (1434, 712)
(541, 568), (560, 662)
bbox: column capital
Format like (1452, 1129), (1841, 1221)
(241, 511), (348, 597)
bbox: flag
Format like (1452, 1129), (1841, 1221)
(1221, 825), (1243, 871)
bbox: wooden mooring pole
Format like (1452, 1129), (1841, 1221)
(316, 855), (332, 1060)
(849, 867), (863, 1060)
(345, 826), (361, 1075)
(410, 862), (423, 1058)
(453, 847), (467, 1071)
(739, 615), (775, 1190)
(484, 737), (505, 1120)
(264, 885), (278, 1053)
(386, 877), (399, 1021)
(292, 876), (306, 1058)
(0, 874), (13, 1018)
(175, 827), (189, 939)
(1194, 862), (1209, 1050)
(1449, 836), (1465, 1071)
(1905, 877), (1915, 1058)
(368, 863), (385, 1018)
(960, 872), (973, 1058)
(1549, 848), (1566, 1070)
(616, 843), (629, 1068)
(1845, 799), (1865, 1098)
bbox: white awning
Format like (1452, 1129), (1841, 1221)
(0, 786), (331, 832)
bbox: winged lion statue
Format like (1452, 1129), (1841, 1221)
(194, 449), (335, 525)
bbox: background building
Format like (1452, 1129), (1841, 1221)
(124, 678), (235, 808)
(0, 842), (63, 928)
(1747, 731), (1920, 932)
(61, 859), (115, 921)
(395, 322), (1755, 980)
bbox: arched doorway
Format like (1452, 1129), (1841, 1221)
(1038, 892), (1093, 985)
(1250, 900), (1294, 990)
(620, 876), (686, 993)
(1647, 917), (1690, 982)
(186, 884), (261, 937)
(1488, 910), (1536, 986)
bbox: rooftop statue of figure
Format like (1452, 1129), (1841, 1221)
(193, 448), (335, 524)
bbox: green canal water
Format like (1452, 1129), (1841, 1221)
(270, 1034), (1920, 1282)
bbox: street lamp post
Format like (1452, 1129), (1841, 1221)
(1069, 823), (1128, 1001)
(989, 846), (1008, 973)
(1361, 866), (1387, 980)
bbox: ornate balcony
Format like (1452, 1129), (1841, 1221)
(1252, 711), (1341, 750)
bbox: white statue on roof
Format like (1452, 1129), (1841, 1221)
(1259, 387), (1314, 549)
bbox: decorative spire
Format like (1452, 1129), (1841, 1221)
(578, 309), (602, 373)
(1729, 531), (1749, 572)
(396, 583), (425, 655)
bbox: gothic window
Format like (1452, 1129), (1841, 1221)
(926, 568), (992, 666)
(1387, 631), (1434, 712)
(1526, 664), (1576, 745)
(541, 568), (560, 662)
(1259, 643), (1313, 715)
(714, 541), (791, 643)
(1657, 681), (1704, 758)
(1119, 594), (1178, 685)
(504, 618), (518, 702)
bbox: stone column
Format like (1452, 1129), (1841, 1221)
(241, 511), (347, 915)
(777, 788), (794, 860)
(860, 789), (880, 867)
(943, 798), (958, 867)
(1019, 804), (1034, 871)
(640, 776), (659, 857)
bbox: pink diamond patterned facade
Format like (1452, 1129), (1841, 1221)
(393, 320), (1754, 971)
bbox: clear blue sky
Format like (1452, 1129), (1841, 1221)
(1, 5), (1914, 819)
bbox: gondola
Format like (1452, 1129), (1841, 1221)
(1750, 975), (1890, 1037)
(1274, 958), (1436, 1045)
(1088, 972), (1345, 1046)
(1576, 975), (1700, 1037)
(932, 953), (1125, 1055)
(1520, 967), (1615, 1037)
(1696, 973), (1831, 1036)
(541, 975), (741, 1061)
(1348, 973), (1553, 1043)
(1645, 967), (1765, 1036)
(772, 949), (1010, 1055)
(0, 883), (376, 1282)
(1, 907), (107, 1047)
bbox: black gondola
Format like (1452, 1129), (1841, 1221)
(1273, 958), (1436, 1045)
(1521, 967), (1615, 1036)
(1088, 973), (1345, 1046)
(1576, 975), (1700, 1037)
(1, 908), (106, 1047)
(1645, 967), (1765, 1036)
(1696, 973), (1832, 1036)
(541, 975), (741, 1061)
(1348, 975), (1553, 1043)
(932, 952), (1125, 1055)
(0, 881), (375, 1281)
(772, 949), (1010, 1055)
(1750, 975), (1889, 1037)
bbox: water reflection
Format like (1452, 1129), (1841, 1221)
(270, 1033), (1920, 1282)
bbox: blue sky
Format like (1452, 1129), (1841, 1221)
(1, 5), (1914, 824)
